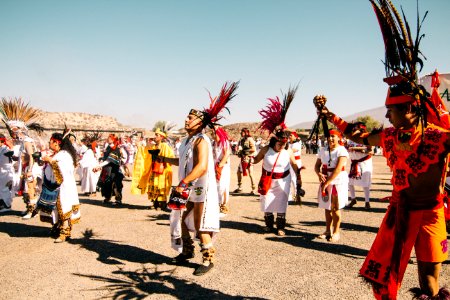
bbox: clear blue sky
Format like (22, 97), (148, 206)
(0, 0), (449, 129)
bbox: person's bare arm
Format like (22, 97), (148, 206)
(162, 156), (179, 166)
(316, 105), (382, 147)
(252, 145), (269, 165)
(314, 158), (326, 184)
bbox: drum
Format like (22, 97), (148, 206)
(168, 186), (190, 210)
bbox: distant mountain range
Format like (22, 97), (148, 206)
(291, 106), (390, 129)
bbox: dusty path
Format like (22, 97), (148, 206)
(0, 154), (448, 299)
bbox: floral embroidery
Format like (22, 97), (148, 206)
(381, 124), (448, 191)
(405, 153), (425, 173)
(421, 143), (439, 160)
(394, 169), (406, 187)
(425, 128), (442, 143)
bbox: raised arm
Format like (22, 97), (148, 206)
(319, 106), (382, 147)
(253, 145), (269, 165)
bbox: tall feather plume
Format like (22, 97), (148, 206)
(0, 97), (41, 124)
(259, 84), (299, 134)
(370, 0), (437, 154)
(203, 81), (239, 128)
(370, 0), (427, 82)
(161, 121), (177, 137)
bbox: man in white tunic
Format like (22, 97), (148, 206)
(161, 82), (238, 276)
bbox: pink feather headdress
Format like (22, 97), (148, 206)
(259, 85), (299, 134)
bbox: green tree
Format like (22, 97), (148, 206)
(354, 115), (382, 132)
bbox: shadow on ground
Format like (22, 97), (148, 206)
(74, 265), (267, 300)
(0, 221), (51, 238)
(80, 198), (149, 210)
(299, 220), (379, 234)
(68, 229), (175, 266)
(266, 229), (369, 259)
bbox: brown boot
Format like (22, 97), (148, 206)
(55, 226), (71, 243)
(194, 245), (215, 276)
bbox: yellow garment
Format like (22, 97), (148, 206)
(131, 142), (174, 201)
(131, 146), (151, 195)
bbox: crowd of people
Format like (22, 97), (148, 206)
(1, 1), (450, 298)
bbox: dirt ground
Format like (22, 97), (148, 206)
(0, 153), (448, 300)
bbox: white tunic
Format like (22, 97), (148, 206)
(260, 147), (292, 213)
(213, 140), (231, 206)
(178, 133), (220, 232)
(79, 148), (100, 193)
(347, 141), (373, 188)
(317, 146), (349, 210)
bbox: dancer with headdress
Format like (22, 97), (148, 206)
(253, 85), (300, 236)
(0, 97), (42, 219)
(211, 126), (231, 216)
(33, 130), (80, 242)
(315, 1), (449, 298)
(131, 123), (175, 210)
(160, 81), (238, 275)
(94, 134), (124, 205)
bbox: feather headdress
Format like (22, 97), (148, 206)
(259, 85), (299, 134)
(190, 81), (239, 129)
(155, 121), (177, 138)
(370, 0), (426, 83)
(0, 97), (43, 136)
(370, 1), (439, 121)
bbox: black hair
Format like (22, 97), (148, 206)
(52, 133), (78, 167)
(269, 130), (290, 149)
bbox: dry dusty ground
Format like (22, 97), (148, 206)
(0, 154), (449, 300)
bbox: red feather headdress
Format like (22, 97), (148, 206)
(203, 81), (239, 127)
(259, 85), (299, 134)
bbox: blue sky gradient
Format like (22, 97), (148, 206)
(0, 0), (449, 129)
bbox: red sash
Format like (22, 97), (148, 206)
(349, 155), (371, 179)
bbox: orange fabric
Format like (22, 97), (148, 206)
(331, 115), (348, 133)
(384, 89), (415, 105)
(380, 124), (449, 192)
(360, 194), (448, 299)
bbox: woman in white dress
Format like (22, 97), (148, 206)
(34, 132), (80, 243)
(314, 129), (348, 242)
(254, 130), (300, 236)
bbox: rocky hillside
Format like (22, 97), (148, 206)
(35, 111), (138, 131)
